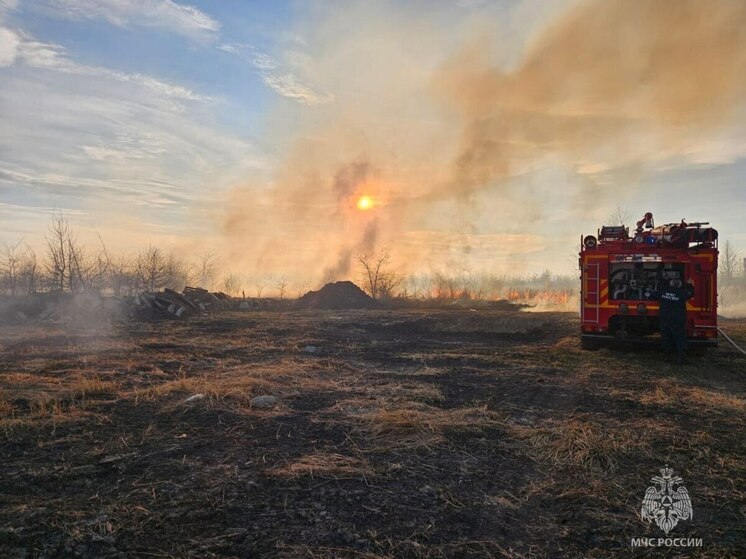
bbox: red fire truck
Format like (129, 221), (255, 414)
(579, 212), (718, 349)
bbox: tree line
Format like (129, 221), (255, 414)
(0, 214), (218, 297)
(5, 213), (739, 307)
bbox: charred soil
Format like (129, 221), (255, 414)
(0, 310), (744, 558)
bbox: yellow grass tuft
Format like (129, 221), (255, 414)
(327, 399), (503, 449)
(69, 373), (120, 399)
(0, 394), (14, 419)
(508, 418), (647, 476)
(639, 379), (746, 413)
(269, 452), (374, 479)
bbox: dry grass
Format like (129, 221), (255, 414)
(269, 452), (375, 479)
(374, 381), (443, 403)
(0, 370), (119, 431)
(326, 399), (503, 449)
(130, 372), (269, 410)
(69, 373), (119, 399)
(638, 379), (746, 413)
(128, 358), (356, 412)
(507, 417), (649, 476)
(0, 394), (13, 418)
(367, 404), (499, 434)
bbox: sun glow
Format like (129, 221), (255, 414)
(356, 195), (373, 210)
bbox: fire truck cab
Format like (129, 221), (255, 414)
(579, 212), (718, 349)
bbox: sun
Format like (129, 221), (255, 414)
(356, 195), (373, 211)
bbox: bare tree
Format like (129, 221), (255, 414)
(429, 271), (448, 299)
(401, 275), (422, 299)
(294, 280), (310, 298)
(321, 267), (337, 285)
(1, 239), (24, 295)
(163, 252), (189, 290)
(222, 272), (242, 296)
(41, 213), (91, 292)
(194, 251), (217, 290)
(721, 240), (738, 283)
(445, 275), (458, 300)
(66, 233), (90, 291)
(44, 213), (71, 291)
(275, 276), (288, 299)
(84, 232), (116, 292)
(607, 206), (633, 227)
(357, 248), (401, 299)
(136, 245), (166, 291)
(110, 253), (136, 296)
(254, 279), (265, 298)
(457, 265), (474, 300)
(20, 246), (38, 294)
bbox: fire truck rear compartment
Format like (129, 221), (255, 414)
(609, 262), (685, 301)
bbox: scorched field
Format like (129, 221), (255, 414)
(1, 309), (744, 558)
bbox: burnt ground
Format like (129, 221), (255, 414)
(0, 309), (744, 558)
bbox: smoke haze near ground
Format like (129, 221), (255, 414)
(222, 0), (746, 284)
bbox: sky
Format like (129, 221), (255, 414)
(1, 0), (745, 284)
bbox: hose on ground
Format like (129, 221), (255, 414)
(717, 327), (746, 357)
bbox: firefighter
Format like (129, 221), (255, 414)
(658, 277), (694, 363)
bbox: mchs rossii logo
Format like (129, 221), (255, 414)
(631, 466), (702, 548)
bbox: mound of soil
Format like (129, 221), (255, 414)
(297, 281), (376, 309)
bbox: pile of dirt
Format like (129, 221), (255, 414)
(297, 281), (376, 309)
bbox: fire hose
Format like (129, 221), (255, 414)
(717, 327), (746, 357)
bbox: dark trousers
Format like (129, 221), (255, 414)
(660, 315), (687, 357)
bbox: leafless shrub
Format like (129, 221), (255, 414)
(193, 251), (217, 290)
(254, 278), (265, 298)
(44, 212), (91, 292)
(163, 252), (190, 290)
(222, 272), (242, 296)
(357, 248), (401, 299)
(19, 245), (39, 294)
(321, 267), (337, 285)
(606, 205), (633, 227)
(135, 245), (166, 292)
(1, 239), (25, 295)
(275, 275), (288, 299)
(720, 240), (738, 282)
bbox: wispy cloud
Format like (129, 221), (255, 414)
(219, 42), (333, 106)
(0, 32), (265, 246)
(14, 34), (209, 104)
(0, 25), (18, 65)
(41, 0), (219, 41)
(0, 0), (18, 12)
(0, 0), (19, 64)
(34, 0), (331, 106)
(260, 72), (333, 106)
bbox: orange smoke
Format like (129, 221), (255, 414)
(221, 0), (746, 283)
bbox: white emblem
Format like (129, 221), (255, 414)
(641, 466), (693, 534)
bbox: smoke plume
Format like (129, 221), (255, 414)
(222, 0), (746, 283)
